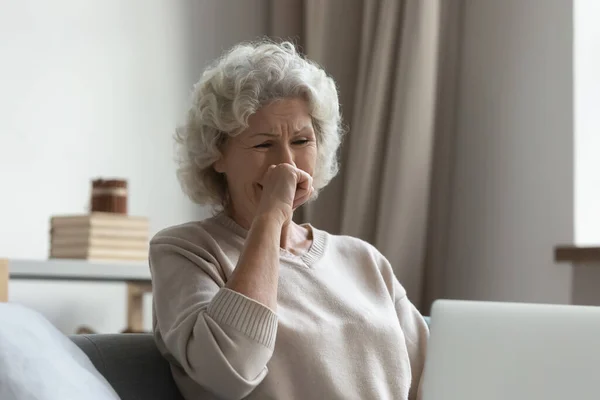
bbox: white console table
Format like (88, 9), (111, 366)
(0, 258), (152, 332)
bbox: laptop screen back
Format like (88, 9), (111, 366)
(421, 300), (600, 400)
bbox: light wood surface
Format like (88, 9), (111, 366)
(555, 246), (600, 306)
(126, 281), (152, 332)
(555, 246), (600, 263)
(0, 259), (8, 302)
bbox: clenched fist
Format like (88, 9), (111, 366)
(256, 164), (314, 226)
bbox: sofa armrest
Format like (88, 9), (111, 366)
(70, 334), (183, 400)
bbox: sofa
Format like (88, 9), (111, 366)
(70, 317), (431, 400)
(70, 334), (183, 400)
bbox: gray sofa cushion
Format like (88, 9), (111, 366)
(70, 334), (183, 400)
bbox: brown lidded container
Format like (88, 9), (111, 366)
(91, 179), (128, 214)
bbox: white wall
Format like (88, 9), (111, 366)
(443, 0), (574, 303)
(0, 0), (268, 333)
(574, 0), (600, 245)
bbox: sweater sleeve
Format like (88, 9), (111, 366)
(365, 241), (429, 400)
(149, 234), (278, 400)
(394, 280), (429, 400)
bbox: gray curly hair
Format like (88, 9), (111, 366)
(174, 40), (344, 208)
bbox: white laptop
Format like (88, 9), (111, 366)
(420, 299), (600, 400)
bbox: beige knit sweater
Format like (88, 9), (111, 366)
(149, 214), (429, 400)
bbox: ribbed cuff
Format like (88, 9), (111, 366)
(207, 288), (278, 349)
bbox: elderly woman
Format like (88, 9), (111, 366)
(149, 41), (429, 400)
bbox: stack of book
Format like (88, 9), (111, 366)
(49, 213), (150, 261)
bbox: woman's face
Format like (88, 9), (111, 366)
(214, 97), (317, 226)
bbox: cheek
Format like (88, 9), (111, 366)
(297, 146), (318, 175)
(230, 152), (271, 184)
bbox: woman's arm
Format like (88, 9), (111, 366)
(150, 234), (278, 400)
(225, 163), (313, 311)
(150, 164), (312, 400)
(225, 214), (282, 310)
(369, 244), (429, 400)
(395, 291), (429, 400)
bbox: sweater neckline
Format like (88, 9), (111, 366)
(212, 213), (327, 267)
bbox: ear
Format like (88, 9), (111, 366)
(213, 157), (226, 174)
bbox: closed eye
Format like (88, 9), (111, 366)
(254, 139), (309, 148)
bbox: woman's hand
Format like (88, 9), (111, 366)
(256, 164), (313, 226)
(228, 163), (311, 310)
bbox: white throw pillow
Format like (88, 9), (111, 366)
(0, 303), (120, 400)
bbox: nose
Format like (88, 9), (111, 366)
(276, 143), (296, 167)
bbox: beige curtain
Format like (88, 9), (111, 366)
(269, 0), (463, 313)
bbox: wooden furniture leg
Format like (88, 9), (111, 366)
(126, 281), (152, 332)
(0, 259), (8, 302)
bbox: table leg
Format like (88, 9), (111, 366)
(572, 262), (600, 306)
(126, 281), (152, 332)
(0, 259), (8, 302)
